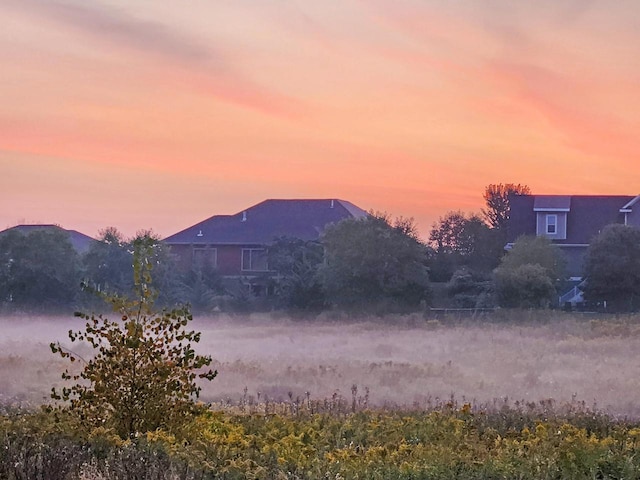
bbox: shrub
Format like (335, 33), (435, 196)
(495, 263), (556, 308)
(494, 236), (565, 308)
(50, 235), (217, 439)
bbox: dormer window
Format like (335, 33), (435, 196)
(534, 196), (569, 240)
(546, 214), (557, 234)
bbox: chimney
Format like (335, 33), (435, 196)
(330, 199), (335, 209)
(242, 211), (247, 222)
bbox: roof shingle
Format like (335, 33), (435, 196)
(163, 199), (367, 245)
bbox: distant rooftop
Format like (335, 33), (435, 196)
(164, 198), (368, 245)
(533, 195), (571, 211)
(0, 224), (94, 253)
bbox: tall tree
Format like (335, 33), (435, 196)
(429, 211), (485, 256)
(583, 224), (640, 312)
(268, 237), (325, 310)
(0, 228), (80, 309)
(428, 211), (503, 279)
(83, 228), (181, 307)
(82, 227), (133, 296)
(482, 183), (531, 231)
(320, 213), (430, 308)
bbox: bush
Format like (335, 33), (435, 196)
(50, 235), (217, 440)
(495, 263), (556, 308)
(494, 236), (565, 308)
(447, 268), (493, 308)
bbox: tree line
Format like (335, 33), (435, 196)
(2, 183), (638, 313)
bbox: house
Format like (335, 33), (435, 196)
(163, 199), (368, 276)
(507, 194), (640, 280)
(0, 224), (94, 254)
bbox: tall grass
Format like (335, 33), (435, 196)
(3, 311), (640, 416)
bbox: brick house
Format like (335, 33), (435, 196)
(163, 199), (367, 277)
(507, 194), (640, 280)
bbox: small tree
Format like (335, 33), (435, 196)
(583, 224), (640, 312)
(493, 235), (565, 308)
(51, 235), (217, 439)
(494, 264), (556, 308)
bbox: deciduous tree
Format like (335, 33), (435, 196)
(268, 237), (325, 309)
(51, 235), (217, 439)
(583, 224), (640, 312)
(483, 183), (531, 231)
(0, 228), (80, 309)
(320, 213), (430, 308)
(494, 263), (556, 308)
(428, 211), (503, 279)
(493, 235), (565, 308)
(82, 227), (133, 296)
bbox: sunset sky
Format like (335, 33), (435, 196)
(2, 0), (640, 241)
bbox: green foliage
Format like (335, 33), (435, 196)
(495, 263), (556, 308)
(320, 213), (430, 309)
(499, 235), (566, 280)
(494, 236), (566, 308)
(429, 211), (483, 256)
(81, 227), (133, 298)
(50, 235), (217, 440)
(0, 228), (80, 309)
(447, 268), (493, 308)
(429, 211), (503, 279)
(583, 224), (640, 312)
(82, 229), (184, 308)
(179, 266), (224, 312)
(268, 237), (325, 310)
(482, 183), (531, 231)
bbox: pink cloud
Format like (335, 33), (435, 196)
(486, 60), (640, 162)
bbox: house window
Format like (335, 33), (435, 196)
(546, 215), (557, 234)
(193, 247), (217, 268)
(242, 248), (268, 272)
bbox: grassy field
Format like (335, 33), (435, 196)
(3, 311), (640, 479)
(2, 311), (640, 416)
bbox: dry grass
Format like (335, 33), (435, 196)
(2, 312), (640, 416)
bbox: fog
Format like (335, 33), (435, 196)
(2, 313), (640, 416)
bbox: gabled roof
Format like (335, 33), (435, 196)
(164, 199), (368, 245)
(0, 224), (94, 253)
(620, 194), (640, 211)
(508, 195), (636, 245)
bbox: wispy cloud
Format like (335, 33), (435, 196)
(486, 60), (640, 161)
(2, 0), (215, 64)
(1, 0), (304, 118)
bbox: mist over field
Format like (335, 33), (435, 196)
(2, 313), (640, 416)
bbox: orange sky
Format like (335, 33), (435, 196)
(2, 0), (640, 241)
